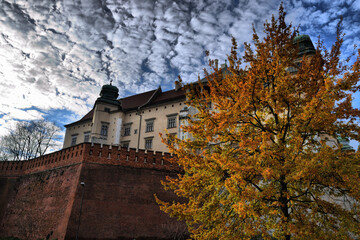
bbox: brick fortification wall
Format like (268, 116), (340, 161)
(0, 165), (82, 240)
(0, 143), (186, 240)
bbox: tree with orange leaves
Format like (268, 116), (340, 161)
(156, 4), (360, 240)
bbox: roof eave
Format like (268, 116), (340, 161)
(64, 118), (93, 128)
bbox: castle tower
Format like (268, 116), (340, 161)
(95, 84), (120, 105)
(91, 84), (123, 145)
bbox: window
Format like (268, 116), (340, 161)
(104, 107), (110, 112)
(101, 123), (109, 136)
(167, 133), (177, 145)
(122, 141), (130, 148)
(123, 124), (131, 136)
(167, 115), (177, 129)
(124, 126), (131, 136)
(71, 135), (78, 146)
(145, 119), (155, 132)
(145, 138), (153, 149)
(286, 66), (298, 73)
(84, 132), (90, 142)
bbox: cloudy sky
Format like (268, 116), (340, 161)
(0, 0), (359, 149)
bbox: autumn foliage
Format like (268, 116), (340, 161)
(156, 5), (360, 240)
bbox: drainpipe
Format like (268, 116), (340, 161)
(135, 87), (160, 149)
(136, 107), (142, 150)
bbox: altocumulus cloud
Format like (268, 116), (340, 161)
(0, 0), (359, 148)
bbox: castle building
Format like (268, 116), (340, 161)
(63, 83), (190, 152)
(0, 34), (354, 240)
(63, 34), (353, 153)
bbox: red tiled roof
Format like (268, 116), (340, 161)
(80, 108), (94, 121)
(64, 108), (94, 127)
(120, 89), (157, 111)
(120, 88), (186, 110)
(150, 89), (186, 105)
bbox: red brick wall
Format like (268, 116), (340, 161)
(0, 177), (18, 226)
(0, 143), (180, 178)
(0, 164), (82, 240)
(0, 144), (86, 177)
(0, 161), (25, 176)
(0, 143), (186, 240)
(65, 163), (187, 240)
(83, 144), (180, 171)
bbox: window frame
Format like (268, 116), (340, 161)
(84, 131), (91, 142)
(100, 122), (109, 137)
(167, 115), (177, 129)
(167, 133), (177, 145)
(71, 134), (78, 146)
(121, 141), (130, 149)
(123, 123), (132, 136)
(145, 137), (153, 149)
(145, 118), (155, 133)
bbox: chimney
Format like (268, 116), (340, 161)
(175, 80), (181, 91)
(220, 60), (227, 69)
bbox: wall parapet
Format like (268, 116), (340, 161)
(83, 143), (180, 171)
(0, 160), (25, 176)
(0, 143), (180, 177)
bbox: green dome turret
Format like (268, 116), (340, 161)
(96, 84), (120, 106)
(294, 34), (315, 56)
(100, 84), (119, 99)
